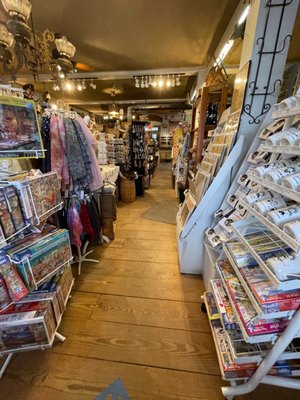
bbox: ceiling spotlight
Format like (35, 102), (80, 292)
(66, 82), (73, 91)
(158, 75), (164, 87)
(152, 76), (158, 88)
(145, 76), (149, 88)
(141, 76), (145, 88)
(148, 76), (152, 86)
(166, 75), (171, 87)
(176, 75), (180, 86)
(59, 72), (65, 79)
(135, 76), (140, 88)
(81, 79), (86, 89)
(57, 65), (62, 71)
(90, 79), (97, 90)
(132, 115), (136, 120)
(171, 75), (176, 87)
(77, 81), (82, 91)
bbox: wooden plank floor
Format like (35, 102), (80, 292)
(0, 163), (297, 399)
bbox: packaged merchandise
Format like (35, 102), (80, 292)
(8, 229), (72, 290)
(204, 292), (219, 320)
(266, 128), (299, 145)
(245, 190), (273, 206)
(0, 300), (56, 352)
(254, 197), (287, 215)
(283, 220), (300, 242)
(282, 173), (300, 191)
(265, 165), (300, 184)
(211, 279), (237, 329)
(0, 254), (28, 302)
(267, 205), (300, 228)
(254, 159), (297, 178)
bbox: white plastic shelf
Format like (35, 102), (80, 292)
(272, 106), (300, 120)
(240, 199), (300, 253)
(232, 218), (300, 291)
(248, 173), (300, 203)
(259, 144), (300, 156)
(215, 262), (278, 344)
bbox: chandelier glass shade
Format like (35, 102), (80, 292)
(134, 74), (182, 89)
(0, 0), (76, 81)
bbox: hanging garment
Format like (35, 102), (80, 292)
(50, 115), (64, 182)
(77, 118), (104, 191)
(40, 116), (51, 173)
(64, 118), (88, 184)
(86, 196), (101, 243)
(80, 201), (95, 241)
(67, 204), (83, 248)
(57, 116), (70, 190)
(72, 119), (93, 185)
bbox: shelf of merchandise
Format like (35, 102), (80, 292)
(240, 199), (300, 253)
(272, 105), (300, 120)
(210, 279), (238, 329)
(207, 315), (255, 381)
(215, 262), (278, 344)
(231, 218), (300, 291)
(259, 144), (300, 156)
(222, 246), (295, 320)
(248, 172), (300, 203)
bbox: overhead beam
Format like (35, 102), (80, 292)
(15, 66), (202, 83)
(67, 98), (187, 106)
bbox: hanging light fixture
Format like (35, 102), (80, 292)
(158, 75), (164, 88)
(171, 75), (176, 87)
(0, 0), (77, 81)
(175, 75), (181, 86)
(166, 75), (171, 87)
(134, 76), (140, 88)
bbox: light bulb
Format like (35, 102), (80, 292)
(57, 65), (61, 71)
(171, 75), (176, 87)
(152, 77), (158, 88)
(148, 76), (152, 86)
(66, 82), (73, 91)
(176, 76), (180, 86)
(141, 76), (145, 88)
(81, 79), (86, 89)
(77, 82), (82, 91)
(59, 72), (65, 79)
(166, 75), (171, 87)
(135, 77), (140, 88)
(132, 115), (136, 120)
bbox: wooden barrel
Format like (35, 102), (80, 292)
(120, 177), (136, 202)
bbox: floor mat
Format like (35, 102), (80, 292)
(142, 200), (178, 225)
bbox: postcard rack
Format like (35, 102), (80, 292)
(203, 94), (300, 399)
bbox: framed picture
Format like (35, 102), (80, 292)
(231, 61), (251, 113)
(0, 96), (45, 159)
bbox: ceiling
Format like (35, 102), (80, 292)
(30, 0), (239, 71)
(1, 0), (239, 114)
(2, 1), (300, 115)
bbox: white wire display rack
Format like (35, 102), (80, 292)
(205, 96), (300, 399)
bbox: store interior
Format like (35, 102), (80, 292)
(0, 1), (300, 399)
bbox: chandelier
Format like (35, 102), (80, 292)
(133, 74), (181, 89)
(0, 0), (76, 81)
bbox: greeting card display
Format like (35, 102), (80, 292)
(0, 96), (44, 159)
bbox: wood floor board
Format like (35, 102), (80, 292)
(106, 238), (178, 251)
(55, 317), (220, 375)
(74, 274), (204, 302)
(3, 352), (225, 400)
(96, 247), (178, 264)
(89, 294), (210, 332)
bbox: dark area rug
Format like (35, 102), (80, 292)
(142, 200), (178, 225)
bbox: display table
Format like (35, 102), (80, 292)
(100, 164), (120, 183)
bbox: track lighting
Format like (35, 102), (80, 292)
(90, 79), (97, 90)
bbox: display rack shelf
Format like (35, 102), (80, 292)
(210, 279), (238, 330)
(240, 199), (300, 253)
(223, 246), (295, 320)
(259, 144), (300, 156)
(248, 172), (300, 203)
(272, 105), (300, 120)
(208, 316), (255, 381)
(231, 218), (300, 291)
(216, 262), (278, 344)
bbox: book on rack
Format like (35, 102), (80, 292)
(218, 260), (291, 336)
(226, 241), (300, 313)
(211, 279), (237, 329)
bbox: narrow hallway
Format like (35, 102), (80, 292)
(0, 164), (297, 399)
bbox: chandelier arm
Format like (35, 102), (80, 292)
(3, 41), (26, 81)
